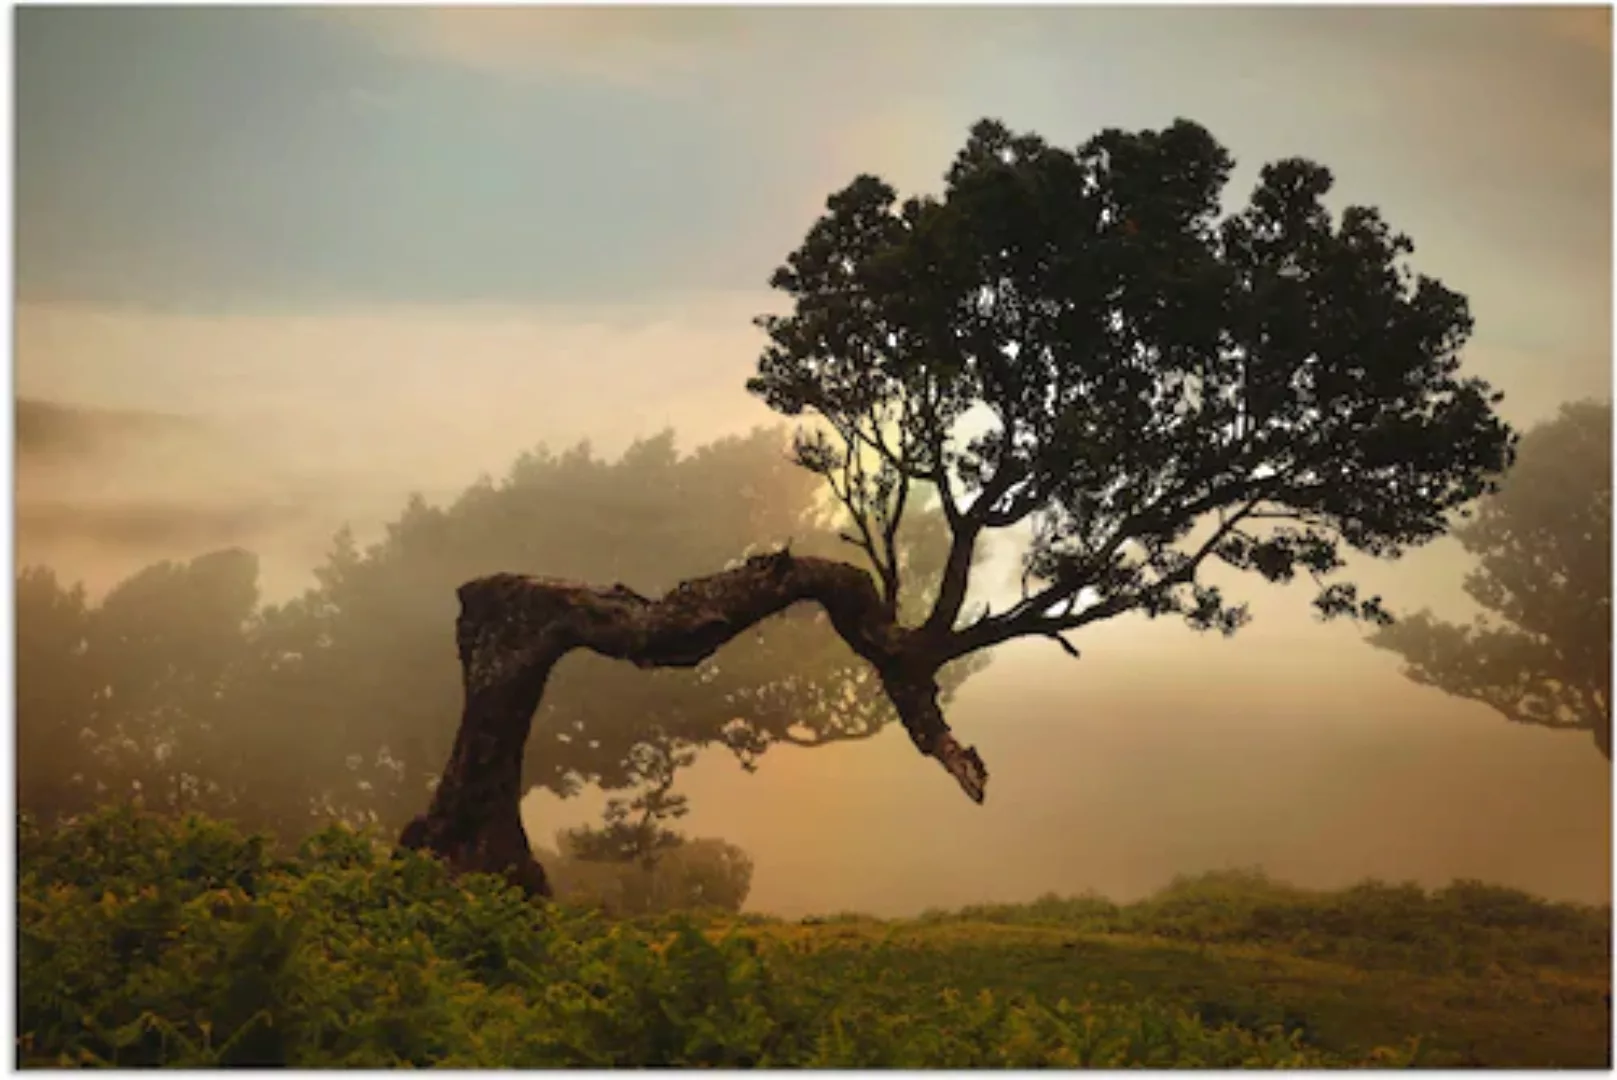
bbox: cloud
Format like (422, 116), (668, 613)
(1535, 7), (1611, 54)
(13, 396), (312, 592)
(24, 8), (1603, 318)
(336, 8), (752, 89)
(16, 398), (205, 464)
(17, 497), (313, 553)
(13, 297), (789, 600)
(15, 298), (778, 478)
(17, 8), (794, 311)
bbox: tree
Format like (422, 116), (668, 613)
(15, 551), (261, 824)
(557, 735), (693, 871)
(84, 549), (262, 815)
(402, 116), (1516, 897)
(541, 829), (756, 916)
(1369, 400), (1611, 757)
(16, 567), (96, 821)
(660, 837), (755, 913)
(548, 736), (727, 916)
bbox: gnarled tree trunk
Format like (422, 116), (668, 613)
(399, 549), (987, 897)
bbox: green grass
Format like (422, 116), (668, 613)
(18, 807), (1611, 1067)
(743, 919), (1607, 1067)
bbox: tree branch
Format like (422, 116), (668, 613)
(922, 519), (982, 638)
(923, 420), (1026, 638)
(401, 550), (989, 896)
(851, 408), (912, 614)
(945, 499), (1263, 659)
(1043, 629), (1081, 659)
(879, 465), (910, 613)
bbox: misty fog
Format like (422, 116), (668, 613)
(15, 362), (1610, 913)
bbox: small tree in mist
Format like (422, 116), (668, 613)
(545, 737), (757, 915)
(1369, 400), (1611, 757)
(404, 116), (1517, 896)
(544, 828), (757, 916)
(559, 736), (691, 870)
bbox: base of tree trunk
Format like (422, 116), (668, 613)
(400, 807), (551, 898)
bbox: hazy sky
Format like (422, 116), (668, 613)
(15, 6), (1612, 913)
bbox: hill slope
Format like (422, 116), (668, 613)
(18, 809), (1610, 1067)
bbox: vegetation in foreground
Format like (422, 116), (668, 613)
(19, 808), (1610, 1068)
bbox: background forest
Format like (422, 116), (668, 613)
(17, 425), (988, 912)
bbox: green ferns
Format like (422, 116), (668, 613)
(19, 808), (1419, 1068)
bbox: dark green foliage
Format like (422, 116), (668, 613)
(751, 117), (1516, 652)
(18, 808), (1435, 1068)
(1370, 400), (1612, 757)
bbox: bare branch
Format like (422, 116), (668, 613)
(817, 422), (893, 597)
(878, 464), (910, 613)
(946, 498), (1263, 659)
(1044, 630), (1081, 660)
(916, 385), (962, 527)
(922, 432), (1027, 637)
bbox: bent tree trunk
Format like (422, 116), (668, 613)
(399, 549), (988, 897)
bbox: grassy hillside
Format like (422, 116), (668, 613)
(18, 807), (1610, 1067)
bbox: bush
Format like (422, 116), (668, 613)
(542, 835), (755, 917)
(18, 807), (1422, 1067)
(915, 867), (1611, 977)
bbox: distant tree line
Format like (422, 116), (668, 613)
(14, 425), (985, 909)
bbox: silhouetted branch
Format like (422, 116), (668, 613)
(1044, 630), (1081, 660)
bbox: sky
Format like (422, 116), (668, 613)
(14, 6), (1613, 914)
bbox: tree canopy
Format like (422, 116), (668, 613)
(1369, 400), (1611, 757)
(402, 116), (1517, 896)
(750, 117), (1517, 656)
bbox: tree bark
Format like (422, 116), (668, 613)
(400, 549), (988, 897)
